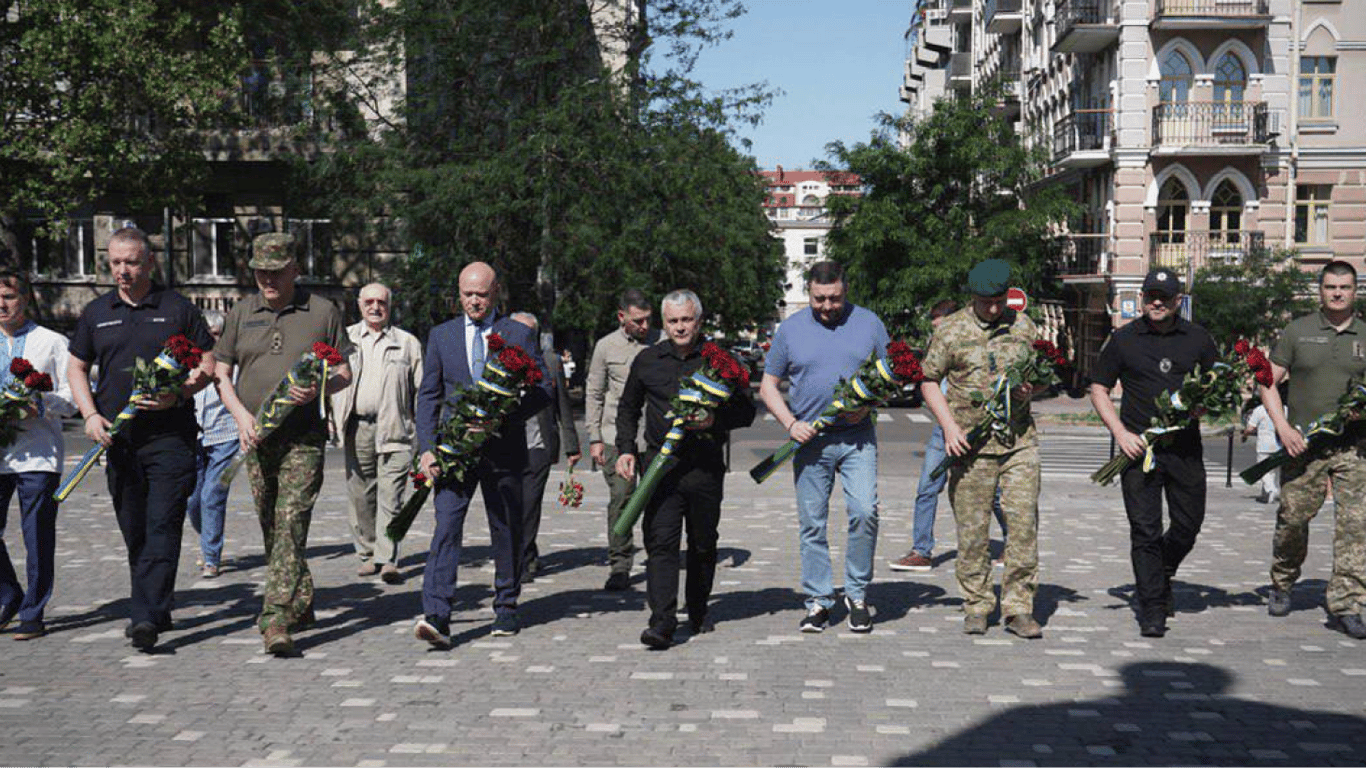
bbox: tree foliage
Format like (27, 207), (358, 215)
(0, 0), (246, 254)
(819, 87), (1077, 339)
(1190, 248), (1313, 346)
(302, 0), (784, 340)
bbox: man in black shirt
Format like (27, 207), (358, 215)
(67, 227), (215, 651)
(1089, 268), (1218, 638)
(615, 289), (755, 649)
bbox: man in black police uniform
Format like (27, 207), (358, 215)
(67, 227), (215, 651)
(1089, 268), (1217, 638)
(615, 289), (755, 650)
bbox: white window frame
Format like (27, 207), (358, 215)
(285, 218), (333, 278)
(192, 217), (237, 279)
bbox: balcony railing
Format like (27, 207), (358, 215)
(1149, 230), (1266, 272)
(1056, 233), (1109, 276)
(1053, 109), (1111, 161)
(1155, 0), (1268, 17)
(1152, 101), (1268, 148)
(985, 0), (1023, 32)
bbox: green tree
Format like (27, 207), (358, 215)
(0, 1), (245, 258)
(301, 0), (783, 340)
(820, 87), (1077, 339)
(1190, 248), (1313, 346)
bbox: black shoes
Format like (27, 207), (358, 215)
(128, 621), (158, 651)
(1139, 618), (1168, 638)
(414, 615), (452, 649)
(640, 626), (672, 650)
(603, 572), (631, 591)
(845, 596), (873, 633)
(490, 614), (520, 637)
(690, 616), (715, 635)
(799, 606), (830, 633)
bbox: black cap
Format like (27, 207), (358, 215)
(1141, 268), (1182, 296)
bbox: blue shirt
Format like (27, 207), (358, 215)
(764, 303), (890, 424)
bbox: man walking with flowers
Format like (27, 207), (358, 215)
(214, 233), (352, 655)
(66, 227), (215, 651)
(1256, 260), (1366, 640)
(1088, 268), (1217, 638)
(919, 259), (1044, 638)
(616, 290), (755, 649)
(759, 262), (889, 634)
(412, 262), (551, 649)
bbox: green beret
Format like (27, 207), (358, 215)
(249, 233), (297, 270)
(966, 259), (1010, 297)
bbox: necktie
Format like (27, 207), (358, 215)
(470, 321), (485, 379)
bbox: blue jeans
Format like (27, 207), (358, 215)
(187, 440), (238, 568)
(0, 472), (59, 625)
(911, 425), (1005, 557)
(793, 423), (879, 609)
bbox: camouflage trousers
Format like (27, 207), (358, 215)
(948, 445), (1040, 618)
(1272, 445), (1366, 615)
(247, 427), (326, 632)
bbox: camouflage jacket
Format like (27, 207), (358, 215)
(922, 306), (1039, 454)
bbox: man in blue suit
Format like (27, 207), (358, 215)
(413, 262), (551, 648)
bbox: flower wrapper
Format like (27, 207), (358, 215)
(0, 358), (55, 448)
(930, 340), (1068, 481)
(1091, 341), (1256, 486)
(386, 334), (544, 544)
(613, 343), (751, 536)
(1240, 373), (1366, 485)
(219, 342), (344, 488)
(558, 465), (585, 508)
(750, 342), (923, 484)
(55, 335), (203, 502)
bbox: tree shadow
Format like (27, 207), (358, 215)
(892, 661), (1366, 765)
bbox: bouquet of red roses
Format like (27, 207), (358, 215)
(1241, 368), (1366, 486)
(1091, 339), (1259, 486)
(387, 333), (544, 543)
(219, 341), (344, 487)
(558, 466), (585, 508)
(0, 358), (55, 448)
(750, 341), (923, 483)
(612, 342), (751, 536)
(55, 335), (204, 501)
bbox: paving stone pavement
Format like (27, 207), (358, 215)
(3, 429), (1366, 766)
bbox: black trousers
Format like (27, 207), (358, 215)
(521, 447), (553, 570)
(105, 432), (197, 627)
(1119, 441), (1206, 622)
(642, 461), (723, 634)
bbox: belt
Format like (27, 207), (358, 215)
(351, 413), (377, 423)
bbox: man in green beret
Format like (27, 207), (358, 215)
(215, 231), (353, 655)
(919, 259), (1045, 638)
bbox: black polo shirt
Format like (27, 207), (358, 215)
(1090, 316), (1218, 436)
(70, 284), (213, 438)
(615, 340), (756, 473)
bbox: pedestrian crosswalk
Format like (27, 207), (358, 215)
(1039, 432), (1236, 483)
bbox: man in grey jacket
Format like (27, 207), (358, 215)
(331, 282), (423, 584)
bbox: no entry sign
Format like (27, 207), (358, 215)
(1006, 286), (1028, 312)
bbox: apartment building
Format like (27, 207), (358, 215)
(760, 167), (862, 318)
(903, 0), (1366, 376)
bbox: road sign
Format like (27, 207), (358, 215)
(1006, 286), (1028, 312)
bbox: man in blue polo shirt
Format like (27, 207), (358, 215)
(760, 261), (890, 633)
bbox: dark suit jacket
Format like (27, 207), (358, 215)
(416, 314), (553, 467)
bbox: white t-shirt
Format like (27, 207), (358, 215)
(2, 323), (78, 474)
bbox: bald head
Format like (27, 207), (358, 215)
(358, 282), (391, 331)
(458, 262), (498, 323)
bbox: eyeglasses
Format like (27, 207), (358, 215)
(1143, 291), (1175, 304)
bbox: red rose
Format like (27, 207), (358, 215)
(9, 358), (34, 377)
(1246, 349), (1268, 370)
(410, 470), (428, 490)
(1234, 339), (1251, 356)
(487, 333), (506, 352)
(24, 371), (53, 392)
(1255, 368), (1274, 388)
(524, 365), (544, 385)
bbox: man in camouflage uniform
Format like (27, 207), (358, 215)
(1258, 260), (1366, 640)
(215, 233), (352, 655)
(920, 259), (1044, 638)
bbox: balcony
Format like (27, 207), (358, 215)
(1149, 230), (1266, 273)
(985, 0), (1023, 33)
(1153, 0), (1271, 29)
(949, 0), (974, 21)
(1053, 0), (1118, 54)
(1151, 101), (1269, 154)
(1053, 109), (1112, 167)
(949, 52), (973, 90)
(1056, 233), (1110, 278)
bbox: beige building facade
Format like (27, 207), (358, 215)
(903, 0), (1366, 377)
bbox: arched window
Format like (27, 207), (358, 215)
(1154, 178), (1190, 269)
(1214, 53), (1247, 104)
(1210, 180), (1243, 242)
(1159, 50), (1193, 104)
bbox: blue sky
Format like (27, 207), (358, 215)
(687, 0), (914, 171)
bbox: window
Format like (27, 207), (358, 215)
(1159, 50), (1193, 104)
(1210, 181), (1243, 242)
(1213, 53), (1248, 104)
(1155, 179), (1189, 243)
(803, 237), (819, 256)
(1299, 56), (1335, 120)
(1294, 185), (1331, 245)
(192, 218), (237, 277)
(286, 218), (333, 278)
(15, 219), (96, 278)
